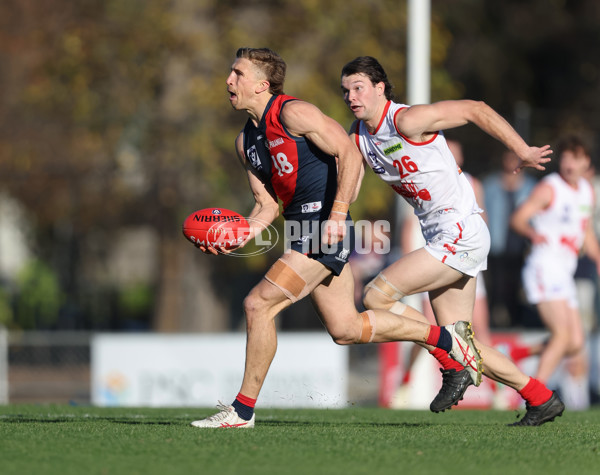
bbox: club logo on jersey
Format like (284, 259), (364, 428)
(367, 151), (386, 174)
(247, 145), (263, 171)
(383, 143), (403, 155)
(301, 201), (322, 213)
(336, 248), (350, 262)
(443, 243), (457, 255)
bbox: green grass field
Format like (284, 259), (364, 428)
(1, 404), (599, 475)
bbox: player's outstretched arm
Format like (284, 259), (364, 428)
(395, 100), (552, 172)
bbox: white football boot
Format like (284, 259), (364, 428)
(446, 321), (483, 387)
(190, 403), (255, 428)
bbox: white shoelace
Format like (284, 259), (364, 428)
(205, 402), (233, 422)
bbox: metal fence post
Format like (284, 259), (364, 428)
(0, 325), (8, 403)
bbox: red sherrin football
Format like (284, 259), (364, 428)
(182, 208), (249, 250)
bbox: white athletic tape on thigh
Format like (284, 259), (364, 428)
(365, 273), (406, 301)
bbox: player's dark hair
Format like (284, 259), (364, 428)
(556, 134), (591, 159)
(341, 56), (394, 100)
(236, 47), (286, 95)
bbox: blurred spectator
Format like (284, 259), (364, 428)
(483, 150), (537, 327)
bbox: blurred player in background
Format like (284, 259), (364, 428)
(341, 55), (564, 425)
(190, 47), (482, 428)
(510, 135), (600, 409)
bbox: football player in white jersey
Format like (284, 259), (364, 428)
(511, 135), (600, 407)
(341, 56), (563, 426)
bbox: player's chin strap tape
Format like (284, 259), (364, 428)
(358, 310), (376, 343)
(265, 259), (308, 303)
(365, 273), (406, 301)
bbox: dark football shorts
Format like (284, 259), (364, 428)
(284, 212), (355, 276)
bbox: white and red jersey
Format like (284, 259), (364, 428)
(526, 172), (594, 274)
(354, 101), (482, 240)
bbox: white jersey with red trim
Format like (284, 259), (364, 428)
(354, 101), (482, 240)
(526, 172), (593, 274)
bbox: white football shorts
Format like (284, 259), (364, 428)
(522, 259), (578, 308)
(424, 213), (489, 277)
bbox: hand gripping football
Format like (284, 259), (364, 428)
(182, 208), (250, 250)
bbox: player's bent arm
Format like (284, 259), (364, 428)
(282, 101), (363, 243)
(347, 126), (366, 203)
(350, 159), (365, 203)
(509, 182), (552, 244)
(396, 100), (552, 171)
(282, 101), (363, 204)
(235, 132), (280, 242)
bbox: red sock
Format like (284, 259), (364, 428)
(425, 325), (441, 346)
(235, 392), (257, 408)
(518, 378), (553, 406)
(510, 345), (531, 362)
(430, 347), (464, 371)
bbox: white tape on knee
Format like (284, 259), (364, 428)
(365, 273), (406, 301)
(389, 301), (407, 315)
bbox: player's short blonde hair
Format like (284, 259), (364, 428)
(236, 47), (286, 95)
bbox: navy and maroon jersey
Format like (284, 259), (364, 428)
(242, 94), (353, 275)
(243, 94), (339, 219)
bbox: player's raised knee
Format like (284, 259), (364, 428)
(362, 285), (385, 310)
(329, 310), (377, 345)
(362, 273), (405, 310)
(326, 319), (356, 345)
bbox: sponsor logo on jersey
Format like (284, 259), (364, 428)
(367, 151), (386, 174)
(247, 145), (263, 170)
(383, 142), (403, 155)
(459, 252), (478, 264)
(267, 137), (285, 149)
(437, 208), (456, 215)
(301, 201), (322, 213)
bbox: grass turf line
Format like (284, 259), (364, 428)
(1, 405), (599, 475)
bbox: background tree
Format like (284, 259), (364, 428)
(1, 0), (598, 331)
